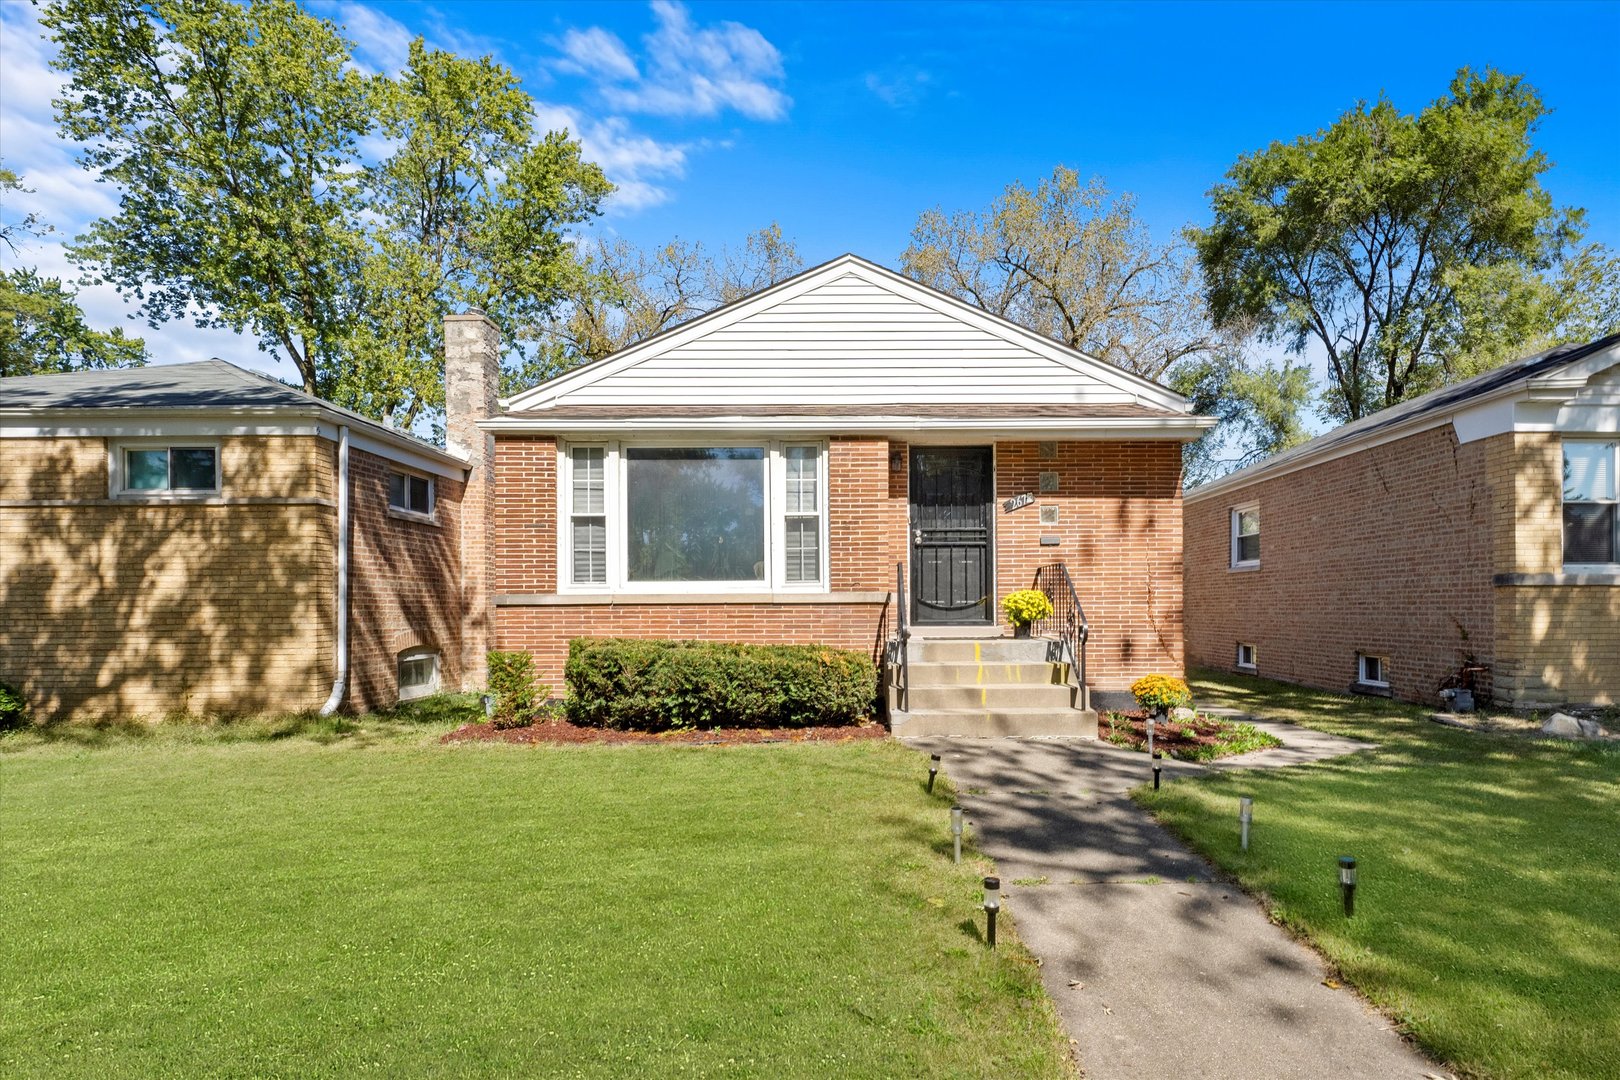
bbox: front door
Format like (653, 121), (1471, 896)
(910, 446), (994, 625)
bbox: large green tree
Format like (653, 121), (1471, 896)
(43, 0), (609, 426)
(1, 166), (148, 377)
(1194, 67), (1612, 423)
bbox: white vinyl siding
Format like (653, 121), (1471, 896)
(551, 274), (1139, 407)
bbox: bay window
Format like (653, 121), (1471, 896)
(561, 441), (828, 592)
(1563, 440), (1618, 566)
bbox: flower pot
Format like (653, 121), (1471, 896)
(1012, 624), (1031, 639)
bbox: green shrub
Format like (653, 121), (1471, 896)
(0, 681), (29, 732)
(487, 651), (542, 730)
(565, 638), (876, 732)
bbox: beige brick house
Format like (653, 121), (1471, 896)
(1184, 333), (1620, 708)
(1, 362), (471, 720)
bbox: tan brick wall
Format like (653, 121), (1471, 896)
(490, 433), (1183, 695)
(344, 446), (467, 713)
(994, 441), (1186, 691)
(0, 435), (336, 720)
(1184, 425), (1496, 705)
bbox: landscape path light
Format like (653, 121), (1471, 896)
(1339, 856), (1358, 918)
(1147, 715), (1156, 758)
(951, 804), (964, 864)
(983, 876), (1001, 949)
(1239, 797), (1253, 851)
(928, 754), (941, 794)
(1152, 751), (1162, 791)
(481, 694), (495, 719)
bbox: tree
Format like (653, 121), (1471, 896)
(44, 0), (609, 427)
(1172, 353), (1313, 485)
(901, 168), (1218, 380)
(1194, 67), (1607, 424)
(1, 167), (148, 377)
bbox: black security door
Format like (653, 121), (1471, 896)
(910, 447), (994, 625)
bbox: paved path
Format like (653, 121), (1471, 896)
(905, 722), (1450, 1080)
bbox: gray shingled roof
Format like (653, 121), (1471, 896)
(1187, 331), (1620, 497)
(0, 359), (462, 464)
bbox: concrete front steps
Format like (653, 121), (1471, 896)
(889, 636), (1097, 738)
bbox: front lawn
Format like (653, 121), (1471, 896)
(0, 716), (1070, 1078)
(1134, 669), (1620, 1080)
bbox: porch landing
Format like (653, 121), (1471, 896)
(889, 634), (1098, 738)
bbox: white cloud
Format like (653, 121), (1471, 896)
(320, 0), (414, 74)
(563, 0), (791, 122)
(865, 67), (934, 110)
(532, 104), (687, 213)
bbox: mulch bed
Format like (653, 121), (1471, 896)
(443, 717), (890, 746)
(1101, 709), (1244, 756)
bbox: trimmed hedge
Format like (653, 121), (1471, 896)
(565, 638), (876, 732)
(0, 681), (28, 733)
(487, 651), (542, 729)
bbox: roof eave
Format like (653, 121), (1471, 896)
(479, 413), (1215, 441)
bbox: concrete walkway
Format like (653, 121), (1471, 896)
(905, 721), (1451, 1080)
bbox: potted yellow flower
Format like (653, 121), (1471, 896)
(1001, 589), (1054, 638)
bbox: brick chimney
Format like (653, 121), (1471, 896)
(445, 309), (500, 692)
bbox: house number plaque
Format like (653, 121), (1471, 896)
(1002, 492), (1035, 513)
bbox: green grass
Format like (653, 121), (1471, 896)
(0, 711), (1070, 1078)
(1100, 709), (1284, 760)
(1133, 669), (1620, 1080)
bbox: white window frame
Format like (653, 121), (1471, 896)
(109, 439), (222, 499)
(1357, 653), (1388, 688)
(1236, 643), (1256, 671)
(558, 439), (830, 595)
(1562, 439), (1619, 569)
(387, 469), (436, 521)
(1230, 504), (1260, 569)
(397, 649), (439, 701)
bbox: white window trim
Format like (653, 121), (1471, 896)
(1357, 653), (1389, 688)
(1230, 504), (1260, 569)
(108, 438), (222, 499)
(1236, 643), (1256, 671)
(1562, 439), (1619, 570)
(397, 649), (439, 701)
(387, 468), (436, 521)
(558, 439), (830, 595)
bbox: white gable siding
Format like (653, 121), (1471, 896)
(552, 273), (1140, 407)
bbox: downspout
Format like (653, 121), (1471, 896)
(319, 425), (350, 715)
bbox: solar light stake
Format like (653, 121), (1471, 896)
(1339, 856), (1358, 918)
(983, 876), (1000, 949)
(928, 754), (941, 794)
(481, 694), (495, 719)
(950, 805), (964, 864)
(1239, 797), (1253, 851)
(1147, 715), (1156, 758)
(1152, 751), (1162, 791)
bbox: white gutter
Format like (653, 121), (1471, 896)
(318, 425), (350, 716)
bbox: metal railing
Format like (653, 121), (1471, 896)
(1033, 562), (1088, 702)
(882, 561), (910, 713)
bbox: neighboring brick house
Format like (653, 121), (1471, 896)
(0, 362), (471, 720)
(469, 254), (1213, 733)
(1184, 333), (1620, 709)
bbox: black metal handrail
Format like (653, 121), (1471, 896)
(1033, 563), (1088, 699)
(885, 561), (910, 712)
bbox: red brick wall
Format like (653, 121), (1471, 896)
(1183, 425), (1495, 704)
(494, 436), (558, 595)
(346, 446), (467, 712)
(994, 441), (1186, 691)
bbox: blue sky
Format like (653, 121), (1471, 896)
(2, 0), (1617, 387)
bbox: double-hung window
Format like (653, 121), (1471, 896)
(388, 471), (434, 517)
(115, 442), (219, 496)
(1230, 505), (1260, 568)
(561, 442), (827, 592)
(1563, 440), (1618, 566)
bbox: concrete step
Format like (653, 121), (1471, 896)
(891, 707), (1099, 738)
(904, 682), (1076, 711)
(905, 660), (1070, 685)
(908, 637), (1054, 663)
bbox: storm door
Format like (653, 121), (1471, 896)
(909, 446), (994, 625)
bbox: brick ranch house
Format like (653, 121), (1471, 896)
(1184, 332), (1620, 709)
(1, 362), (474, 720)
(2, 254), (1213, 728)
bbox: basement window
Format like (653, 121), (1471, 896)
(1357, 653), (1389, 689)
(1236, 643), (1257, 671)
(398, 649), (439, 701)
(389, 471), (434, 517)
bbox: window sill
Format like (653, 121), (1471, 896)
(1350, 681), (1393, 698)
(1228, 562), (1261, 573)
(387, 508), (440, 527)
(1236, 664), (1257, 674)
(1494, 570), (1620, 586)
(496, 591), (890, 607)
(111, 491), (222, 502)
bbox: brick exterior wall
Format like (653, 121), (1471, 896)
(0, 435), (336, 720)
(995, 441), (1186, 692)
(490, 434), (1186, 696)
(1185, 425), (1497, 704)
(344, 446), (467, 713)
